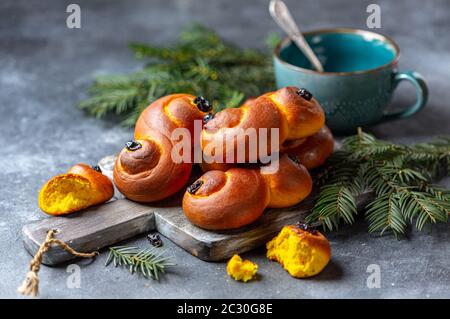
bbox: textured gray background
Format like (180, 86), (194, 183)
(1, 0), (449, 299)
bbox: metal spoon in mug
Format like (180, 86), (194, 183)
(269, 0), (324, 72)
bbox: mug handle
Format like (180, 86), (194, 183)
(381, 71), (428, 122)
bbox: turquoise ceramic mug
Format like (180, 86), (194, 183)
(273, 28), (428, 134)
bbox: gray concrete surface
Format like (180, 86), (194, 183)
(1, 0), (449, 299)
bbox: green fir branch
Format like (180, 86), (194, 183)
(365, 192), (407, 237)
(105, 245), (174, 280)
(79, 23), (275, 125)
(308, 129), (450, 237)
(306, 184), (358, 232)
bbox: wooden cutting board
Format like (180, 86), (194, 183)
(22, 155), (372, 266)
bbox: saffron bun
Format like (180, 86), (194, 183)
(199, 160), (234, 173)
(199, 126), (333, 174)
(267, 224), (331, 278)
(113, 94), (211, 202)
(182, 168), (270, 230)
(260, 154), (312, 208)
(280, 137), (307, 152)
(113, 129), (193, 202)
(38, 164), (114, 216)
(286, 126), (334, 170)
(201, 86), (325, 163)
(182, 154), (313, 230)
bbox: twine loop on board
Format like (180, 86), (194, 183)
(18, 229), (98, 297)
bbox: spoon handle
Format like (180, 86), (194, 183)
(269, 0), (324, 72)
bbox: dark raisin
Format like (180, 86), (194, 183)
(203, 113), (215, 125)
(194, 96), (212, 112)
(125, 140), (142, 151)
(187, 180), (204, 194)
(288, 154), (301, 165)
(295, 221), (318, 234)
(91, 165), (102, 173)
(296, 88), (313, 101)
(147, 233), (162, 247)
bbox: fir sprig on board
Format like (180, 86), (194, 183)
(79, 24), (275, 126)
(105, 246), (174, 279)
(307, 129), (450, 237)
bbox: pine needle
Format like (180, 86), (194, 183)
(79, 23), (275, 125)
(307, 129), (450, 237)
(105, 245), (174, 280)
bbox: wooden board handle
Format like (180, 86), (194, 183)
(22, 199), (155, 265)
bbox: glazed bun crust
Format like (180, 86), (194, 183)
(183, 154), (314, 230)
(280, 137), (306, 153)
(182, 168), (270, 230)
(287, 225), (331, 257)
(268, 87), (325, 139)
(67, 164), (114, 201)
(261, 154), (312, 208)
(38, 164), (114, 216)
(199, 160), (234, 173)
(135, 94), (201, 142)
(287, 126), (334, 170)
(114, 94), (208, 203)
(113, 132), (192, 202)
(202, 102), (287, 163)
(201, 87), (325, 164)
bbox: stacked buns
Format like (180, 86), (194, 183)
(183, 87), (333, 229)
(201, 87), (325, 163)
(113, 87), (334, 230)
(183, 154), (313, 230)
(113, 94), (211, 202)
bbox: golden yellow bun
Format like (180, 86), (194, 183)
(260, 154), (312, 208)
(183, 155), (313, 230)
(182, 168), (270, 230)
(286, 126), (334, 170)
(201, 87), (325, 163)
(113, 130), (192, 202)
(267, 224), (331, 278)
(280, 137), (307, 152)
(199, 160), (235, 173)
(38, 164), (114, 216)
(113, 94), (210, 203)
(200, 126), (333, 173)
(134, 94), (207, 143)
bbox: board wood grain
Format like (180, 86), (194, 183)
(22, 199), (156, 265)
(23, 155), (373, 265)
